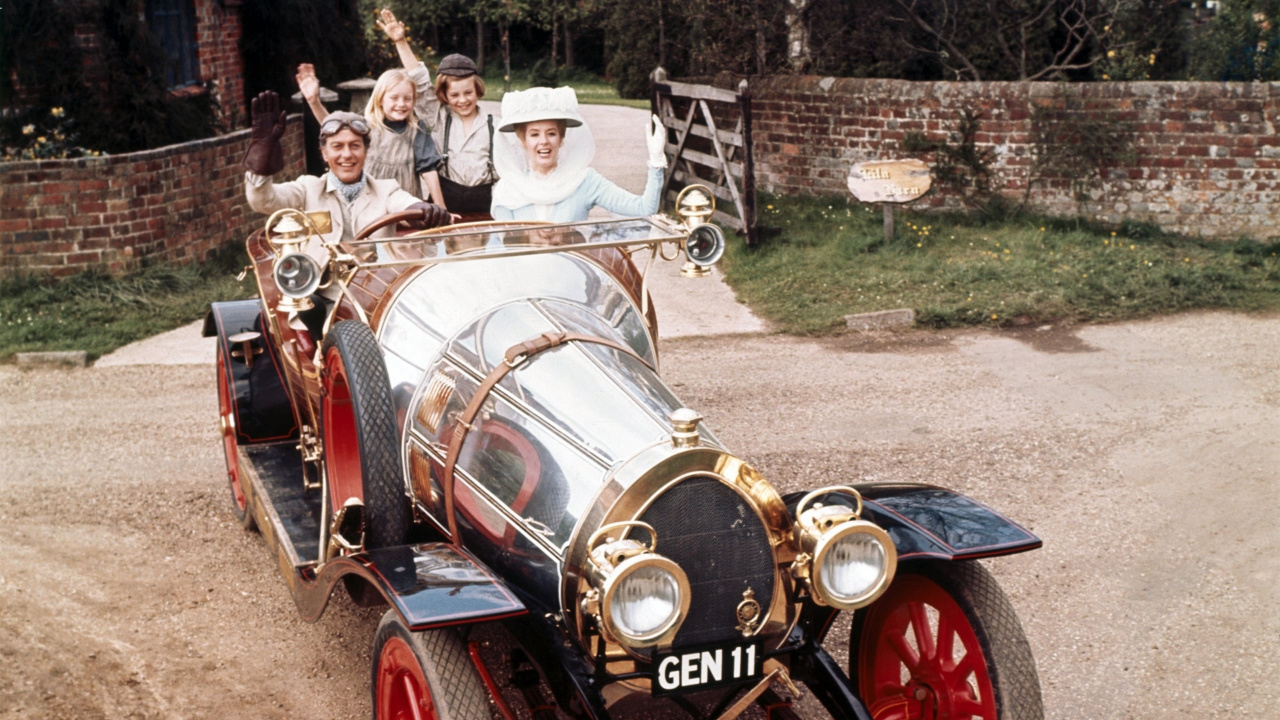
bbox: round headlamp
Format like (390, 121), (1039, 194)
(274, 251), (322, 299)
(684, 223), (725, 267)
(811, 521), (894, 608)
(793, 487), (897, 610)
(602, 554), (688, 645)
(586, 522), (691, 648)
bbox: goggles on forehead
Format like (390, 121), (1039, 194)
(319, 116), (371, 138)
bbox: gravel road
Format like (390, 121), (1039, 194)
(3, 102), (1277, 719)
(2, 312), (1277, 719)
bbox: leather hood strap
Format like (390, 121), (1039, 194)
(440, 332), (645, 542)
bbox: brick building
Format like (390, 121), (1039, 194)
(0, 0), (268, 279)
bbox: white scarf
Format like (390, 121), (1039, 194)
(490, 123), (596, 210)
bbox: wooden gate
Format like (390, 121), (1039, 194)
(650, 68), (760, 245)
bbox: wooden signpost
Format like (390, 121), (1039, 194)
(847, 159), (932, 241)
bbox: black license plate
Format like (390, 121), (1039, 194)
(651, 641), (762, 696)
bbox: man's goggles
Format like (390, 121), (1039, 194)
(319, 116), (371, 138)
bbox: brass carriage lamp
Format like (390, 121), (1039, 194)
(268, 214), (323, 313)
(674, 185), (725, 278)
(791, 486), (897, 610)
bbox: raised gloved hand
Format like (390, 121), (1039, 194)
(647, 114), (667, 169)
(243, 91), (287, 176)
(403, 202), (452, 230)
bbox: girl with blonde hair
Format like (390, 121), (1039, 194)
(297, 9), (447, 209)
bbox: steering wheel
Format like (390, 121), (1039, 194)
(352, 210), (430, 242)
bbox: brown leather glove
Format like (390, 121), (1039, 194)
(402, 202), (452, 229)
(242, 91), (287, 176)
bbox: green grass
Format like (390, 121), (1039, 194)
(724, 194), (1280, 334)
(0, 245), (255, 361)
(479, 67), (649, 109)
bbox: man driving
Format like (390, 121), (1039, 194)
(241, 91), (450, 338)
(242, 90), (450, 258)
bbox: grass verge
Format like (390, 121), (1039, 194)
(479, 68), (649, 109)
(0, 244), (255, 361)
(723, 194), (1280, 334)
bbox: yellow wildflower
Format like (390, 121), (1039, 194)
(1107, 50), (1116, 58)
(37, 136), (46, 143)
(1149, 54), (1156, 65)
(51, 107), (65, 118)
(21, 124), (34, 135)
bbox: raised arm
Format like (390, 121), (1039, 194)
(295, 63), (329, 123)
(377, 9), (421, 74)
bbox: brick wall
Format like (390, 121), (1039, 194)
(195, 0), (246, 129)
(0, 117), (305, 279)
(749, 77), (1280, 239)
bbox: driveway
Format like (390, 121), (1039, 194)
(1, 104), (1276, 719)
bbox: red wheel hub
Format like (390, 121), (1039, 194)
(216, 348), (246, 512)
(322, 347), (363, 513)
(859, 575), (997, 720)
(376, 635), (437, 720)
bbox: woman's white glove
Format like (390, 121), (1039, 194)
(647, 114), (667, 169)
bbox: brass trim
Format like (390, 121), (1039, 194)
(595, 553), (691, 648)
(416, 370), (456, 435)
(563, 446), (797, 666)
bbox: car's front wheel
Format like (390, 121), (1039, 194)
(216, 342), (255, 530)
(371, 610), (490, 720)
(321, 320), (410, 550)
(850, 560), (1043, 720)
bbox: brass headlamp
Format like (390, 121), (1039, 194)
(581, 521), (690, 648)
(266, 210), (325, 312)
(791, 486), (897, 610)
(674, 185), (725, 277)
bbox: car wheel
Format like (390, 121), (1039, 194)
(371, 610), (490, 720)
(321, 320), (409, 550)
(216, 342), (255, 531)
(850, 560), (1043, 720)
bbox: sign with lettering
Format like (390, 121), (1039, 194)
(847, 159), (932, 204)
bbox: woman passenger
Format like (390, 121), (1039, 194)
(489, 86), (666, 222)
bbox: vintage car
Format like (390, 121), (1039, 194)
(206, 187), (1045, 720)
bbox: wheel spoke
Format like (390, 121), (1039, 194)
(908, 602), (936, 661)
(402, 674), (425, 720)
(935, 612), (956, 668)
(887, 628), (920, 669)
(954, 695), (989, 719)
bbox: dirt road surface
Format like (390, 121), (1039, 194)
(2, 312), (1277, 719)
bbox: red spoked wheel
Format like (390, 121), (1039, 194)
(216, 342), (254, 530)
(321, 321), (409, 550)
(851, 561), (1043, 720)
(371, 610), (490, 720)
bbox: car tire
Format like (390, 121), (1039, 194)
(370, 609), (490, 720)
(216, 341), (255, 531)
(320, 320), (409, 550)
(849, 560), (1043, 720)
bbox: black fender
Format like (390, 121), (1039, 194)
(787, 482), (1040, 642)
(293, 543), (528, 631)
(784, 482), (1041, 563)
(204, 300), (299, 444)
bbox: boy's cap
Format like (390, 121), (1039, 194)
(438, 54), (478, 77)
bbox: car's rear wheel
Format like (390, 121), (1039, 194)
(216, 342), (255, 530)
(321, 320), (409, 550)
(371, 610), (490, 720)
(850, 560), (1043, 720)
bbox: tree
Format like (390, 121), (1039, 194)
(888, 0), (1122, 80)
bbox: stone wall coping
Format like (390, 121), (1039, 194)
(0, 113), (303, 172)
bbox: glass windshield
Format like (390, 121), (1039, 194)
(363, 217), (682, 264)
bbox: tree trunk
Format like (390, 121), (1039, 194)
(476, 19), (486, 75)
(753, 0), (767, 75)
(785, 0), (812, 73)
(551, 14), (559, 67)
(502, 21), (511, 92)
(564, 22), (574, 68)
(657, 0), (666, 68)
